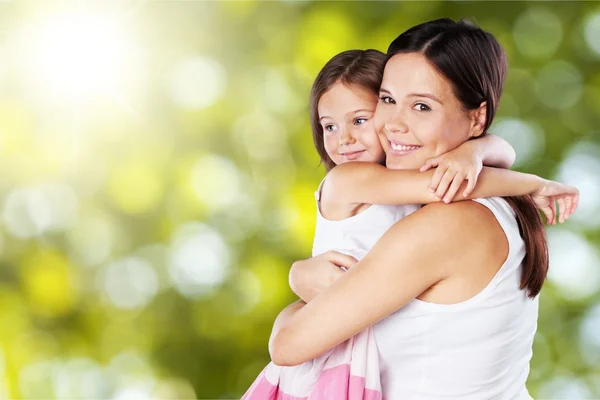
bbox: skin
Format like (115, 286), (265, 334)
(318, 81), (385, 166)
(374, 53), (487, 171)
(268, 52), (522, 366)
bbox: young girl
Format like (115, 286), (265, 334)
(243, 49), (577, 399)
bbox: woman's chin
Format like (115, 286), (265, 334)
(385, 157), (419, 170)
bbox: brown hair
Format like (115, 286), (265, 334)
(387, 18), (548, 297)
(310, 49), (386, 171)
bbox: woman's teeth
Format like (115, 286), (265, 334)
(390, 143), (420, 151)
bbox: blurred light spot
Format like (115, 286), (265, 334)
(20, 10), (143, 98)
(547, 229), (600, 300)
(264, 69), (303, 113)
(537, 61), (583, 109)
(504, 69), (538, 114)
(68, 214), (114, 268)
(233, 112), (288, 162)
(249, 254), (290, 311)
(584, 12), (600, 57)
(169, 56), (226, 110)
(103, 257), (158, 310)
(556, 141), (600, 228)
(2, 182), (79, 239)
(13, 330), (60, 368)
(152, 378), (196, 399)
(579, 303), (600, 367)
(536, 376), (592, 399)
(211, 198), (261, 243)
(168, 223), (230, 299)
(489, 118), (544, 167)
(53, 358), (111, 399)
(19, 360), (60, 399)
(134, 244), (171, 293)
(22, 250), (77, 317)
(106, 159), (164, 215)
(113, 384), (154, 400)
(513, 7), (562, 59)
(107, 351), (154, 384)
(298, 10), (355, 75)
(190, 155), (242, 212)
(231, 269), (261, 314)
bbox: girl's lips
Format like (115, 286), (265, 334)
(340, 150), (366, 160)
(387, 140), (421, 156)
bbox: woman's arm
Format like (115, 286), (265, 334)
(269, 201), (496, 366)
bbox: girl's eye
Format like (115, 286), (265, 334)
(413, 103), (431, 112)
(323, 124), (337, 133)
(379, 96), (395, 104)
(353, 118), (367, 126)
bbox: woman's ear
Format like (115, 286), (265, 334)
(469, 101), (487, 138)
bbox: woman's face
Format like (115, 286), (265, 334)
(318, 82), (386, 166)
(373, 52), (482, 170)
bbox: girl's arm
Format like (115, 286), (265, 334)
(326, 162), (544, 204)
(476, 134), (516, 168)
(269, 201), (497, 366)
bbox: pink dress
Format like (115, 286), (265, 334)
(242, 178), (420, 399)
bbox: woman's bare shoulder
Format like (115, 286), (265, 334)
(405, 200), (506, 251)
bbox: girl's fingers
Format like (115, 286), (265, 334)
(541, 206), (552, 224)
(430, 164), (449, 193)
(420, 159), (437, 172)
(435, 170), (456, 200)
(464, 173), (477, 197)
(444, 175), (465, 203)
(326, 251), (358, 269)
(564, 196), (573, 221)
(549, 199), (557, 225)
(557, 197), (566, 223)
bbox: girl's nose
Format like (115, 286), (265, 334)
(339, 128), (356, 145)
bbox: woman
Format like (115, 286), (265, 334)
(269, 18), (570, 399)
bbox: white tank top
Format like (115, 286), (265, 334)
(312, 178), (420, 260)
(373, 197), (538, 399)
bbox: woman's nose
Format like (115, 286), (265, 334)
(384, 120), (409, 135)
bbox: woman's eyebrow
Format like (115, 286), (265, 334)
(408, 93), (444, 105)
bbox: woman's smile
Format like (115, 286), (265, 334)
(387, 140), (422, 156)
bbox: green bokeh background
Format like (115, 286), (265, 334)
(0, 0), (599, 398)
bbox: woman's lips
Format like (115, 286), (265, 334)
(388, 140), (421, 156)
(340, 150), (366, 161)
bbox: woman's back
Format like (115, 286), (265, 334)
(374, 197), (538, 399)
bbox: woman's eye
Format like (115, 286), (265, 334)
(379, 96), (395, 104)
(353, 118), (367, 126)
(413, 103), (431, 112)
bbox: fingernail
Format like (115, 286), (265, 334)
(444, 198), (450, 203)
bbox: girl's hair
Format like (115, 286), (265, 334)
(387, 18), (548, 298)
(310, 49), (386, 171)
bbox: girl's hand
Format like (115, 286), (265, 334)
(289, 251), (357, 303)
(531, 180), (579, 225)
(420, 144), (484, 203)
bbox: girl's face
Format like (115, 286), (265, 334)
(373, 52), (483, 170)
(318, 82), (386, 166)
